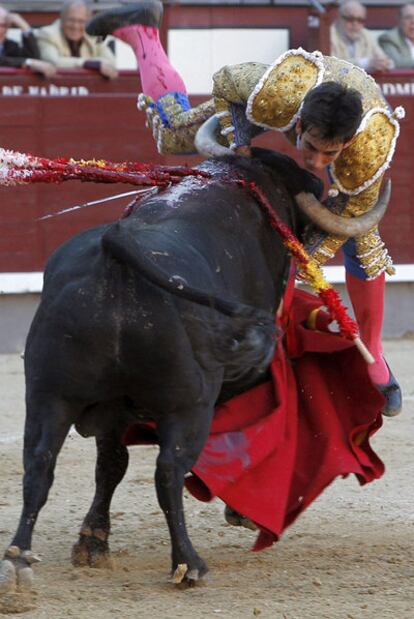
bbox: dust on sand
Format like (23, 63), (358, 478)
(1, 341), (413, 618)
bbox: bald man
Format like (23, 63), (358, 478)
(331, 0), (393, 72)
(36, 0), (117, 79)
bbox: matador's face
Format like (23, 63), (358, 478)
(295, 123), (350, 173)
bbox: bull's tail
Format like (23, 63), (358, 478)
(101, 222), (271, 323)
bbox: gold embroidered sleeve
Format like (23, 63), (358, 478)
(213, 97), (237, 150)
(212, 64), (268, 149)
(168, 99), (215, 130)
(137, 94), (215, 155)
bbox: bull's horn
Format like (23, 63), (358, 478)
(195, 115), (234, 158)
(295, 179), (391, 237)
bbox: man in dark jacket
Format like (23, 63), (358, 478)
(0, 6), (55, 77)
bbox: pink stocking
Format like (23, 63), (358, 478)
(113, 25), (187, 101)
(346, 271), (389, 384)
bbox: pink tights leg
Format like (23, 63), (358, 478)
(346, 271), (389, 384)
(113, 25), (187, 101)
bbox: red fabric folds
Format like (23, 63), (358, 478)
(122, 289), (385, 552)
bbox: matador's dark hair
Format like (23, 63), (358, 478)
(300, 82), (363, 143)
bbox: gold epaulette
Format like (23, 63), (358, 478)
(246, 48), (325, 131)
(330, 106), (405, 197)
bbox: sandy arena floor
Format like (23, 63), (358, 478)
(0, 340), (413, 618)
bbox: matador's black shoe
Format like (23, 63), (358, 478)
(376, 365), (402, 417)
(86, 1), (163, 37)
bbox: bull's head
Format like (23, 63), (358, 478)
(195, 115), (391, 239)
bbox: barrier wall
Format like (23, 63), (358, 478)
(0, 68), (413, 275)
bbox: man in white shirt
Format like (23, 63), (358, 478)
(36, 0), (118, 79)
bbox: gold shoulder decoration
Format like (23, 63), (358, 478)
(246, 48), (325, 132)
(330, 106), (404, 196)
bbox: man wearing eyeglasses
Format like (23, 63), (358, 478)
(331, 0), (393, 73)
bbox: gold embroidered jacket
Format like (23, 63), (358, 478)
(139, 49), (404, 278)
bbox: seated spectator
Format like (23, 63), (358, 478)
(0, 6), (56, 77)
(330, 0), (394, 73)
(36, 0), (118, 79)
(379, 3), (414, 69)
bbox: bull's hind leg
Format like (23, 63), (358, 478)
(155, 406), (214, 585)
(72, 432), (129, 568)
(0, 395), (75, 594)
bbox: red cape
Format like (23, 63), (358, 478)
(122, 289), (384, 551)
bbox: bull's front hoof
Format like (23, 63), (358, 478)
(171, 560), (209, 587)
(0, 546), (39, 595)
(71, 533), (113, 569)
(0, 559), (16, 594)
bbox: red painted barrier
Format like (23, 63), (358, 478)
(0, 67), (412, 272)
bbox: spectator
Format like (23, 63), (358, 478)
(36, 0), (118, 79)
(331, 0), (393, 73)
(379, 3), (414, 69)
(0, 6), (56, 77)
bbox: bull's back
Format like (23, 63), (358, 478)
(26, 157), (291, 402)
(121, 167), (289, 311)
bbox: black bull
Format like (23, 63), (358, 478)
(1, 149), (323, 589)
